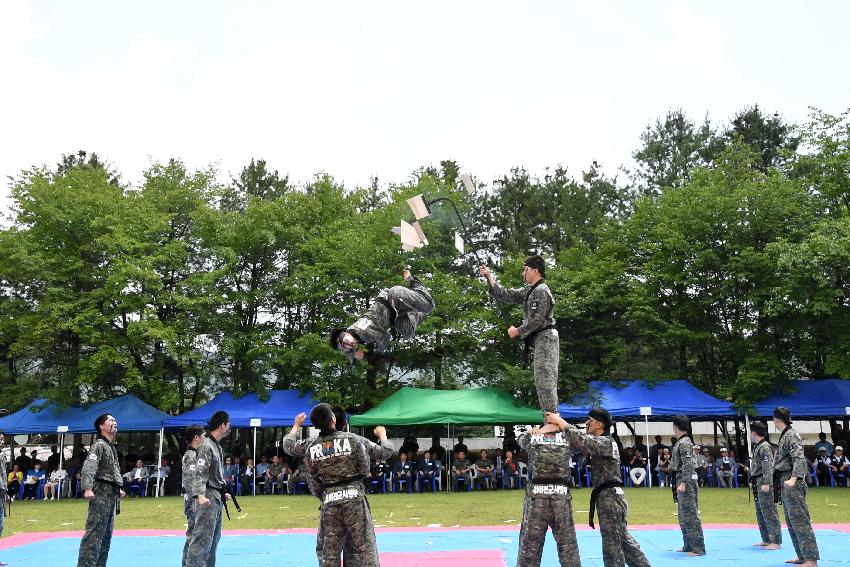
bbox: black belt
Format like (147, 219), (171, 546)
(95, 478), (121, 515)
(321, 474), (367, 495)
(529, 477), (569, 485)
(588, 480), (623, 528)
(207, 483), (241, 520)
(523, 325), (556, 368)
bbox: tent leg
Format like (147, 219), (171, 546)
(155, 428), (164, 497)
(644, 415), (651, 487)
(253, 427), (257, 496)
(58, 433), (65, 498)
(446, 423), (451, 494)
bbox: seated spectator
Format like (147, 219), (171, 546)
(474, 449), (495, 489)
(492, 448), (505, 487)
(814, 432), (834, 456)
(503, 450), (520, 488)
(44, 463), (68, 500)
(7, 464), (23, 499)
(65, 457), (81, 497)
(417, 450), (437, 492)
(223, 456), (238, 494)
(658, 447), (672, 487)
(256, 455), (270, 480)
(829, 446), (849, 486)
(629, 449), (648, 487)
(716, 447), (736, 487)
(279, 461), (293, 493)
(702, 447), (715, 481)
(241, 458), (256, 495)
(265, 455), (284, 494)
(290, 457), (310, 493)
(621, 446), (635, 468)
(694, 445), (708, 487)
(126, 459), (149, 496)
(23, 461), (45, 500)
(393, 452), (414, 491)
(451, 450), (472, 491)
(815, 447), (832, 486)
(730, 449), (747, 484)
(368, 459), (389, 493)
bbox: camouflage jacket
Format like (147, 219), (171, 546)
(346, 276), (431, 353)
(283, 429), (393, 503)
(775, 426), (808, 478)
(489, 279), (555, 340)
(518, 430), (571, 498)
(750, 440), (775, 485)
(670, 435), (697, 482)
(561, 424), (621, 486)
(190, 436), (225, 500)
(181, 448), (197, 495)
(0, 449), (7, 492)
(81, 436), (122, 491)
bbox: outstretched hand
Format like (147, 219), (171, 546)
(294, 412), (307, 428)
(545, 412), (567, 430)
(374, 426), (388, 441)
(403, 268), (411, 280)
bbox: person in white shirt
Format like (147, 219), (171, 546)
(127, 459), (148, 497)
(44, 463), (68, 499)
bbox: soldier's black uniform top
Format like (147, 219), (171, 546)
(190, 436), (225, 500)
(182, 447), (198, 496)
(774, 426), (808, 479)
(670, 435), (697, 483)
(750, 440), (775, 486)
(81, 436), (122, 492)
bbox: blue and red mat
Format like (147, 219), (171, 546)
(2, 524), (849, 566)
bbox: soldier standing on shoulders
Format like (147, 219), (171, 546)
(283, 404), (393, 567)
(670, 414), (705, 557)
(748, 420), (782, 550)
(773, 407), (820, 567)
(77, 414), (125, 567)
(547, 410), (651, 567)
(185, 411), (232, 567)
(182, 425), (206, 566)
(480, 256), (561, 433)
(515, 421), (582, 567)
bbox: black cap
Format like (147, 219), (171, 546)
(330, 329), (346, 350)
(773, 407), (792, 425)
(588, 407), (612, 429)
(524, 255), (546, 277)
(749, 420), (768, 437)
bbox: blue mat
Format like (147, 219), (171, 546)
(2, 527), (848, 566)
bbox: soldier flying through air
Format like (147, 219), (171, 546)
(330, 268), (434, 363)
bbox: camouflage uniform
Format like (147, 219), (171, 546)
(181, 446), (198, 566)
(561, 424), (650, 567)
(77, 436), (123, 567)
(490, 280), (558, 415)
(266, 461), (283, 494)
(516, 430), (581, 567)
(185, 436), (226, 567)
(775, 425), (819, 562)
(284, 428), (393, 567)
(346, 275), (435, 353)
(0, 446), (8, 539)
(750, 439), (782, 545)
(670, 435), (705, 555)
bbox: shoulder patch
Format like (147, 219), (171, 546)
(197, 458), (206, 466)
(530, 300), (539, 310)
(88, 454), (98, 460)
(762, 454), (769, 462)
(189, 465), (196, 471)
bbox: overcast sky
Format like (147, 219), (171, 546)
(1, 1), (848, 212)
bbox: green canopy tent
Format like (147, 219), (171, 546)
(350, 387), (541, 493)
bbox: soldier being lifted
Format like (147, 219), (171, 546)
(480, 256), (560, 433)
(283, 404), (393, 567)
(547, 410), (650, 567)
(331, 268), (434, 363)
(77, 414), (125, 567)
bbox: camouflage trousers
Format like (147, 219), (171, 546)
(0, 492), (5, 539)
(595, 490), (650, 567)
(532, 329), (560, 416)
(77, 484), (117, 567)
(780, 477), (819, 561)
(754, 486), (782, 545)
(676, 481), (705, 555)
(182, 496), (197, 566)
(185, 495), (223, 567)
(516, 495), (581, 567)
(388, 284), (435, 340)
(316, 496), (379, 567)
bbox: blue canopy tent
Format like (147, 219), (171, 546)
(750, 379), (850, 420)
(164, 390), (318, 495)
(0, 394), (169, 495)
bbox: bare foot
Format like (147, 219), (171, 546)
(675, 548), (690, 553)
(754, 542), (768, 547)
(687, 552), (706, 557)
(797, 562), (818, 567)
(537, 422), (560, 434)
(763, 544), (781, 550)
(785, 559), (803, 564)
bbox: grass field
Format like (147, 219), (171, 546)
(3, 487), (849, 535)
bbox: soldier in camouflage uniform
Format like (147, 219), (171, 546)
(670, 415), (705, 557)
(748, 420), (781, 550)
(480, 256), (560, 431)
(185, 411), (232, 567)
(182, 425), (206, 566)
(547, 410), (650, 567)
(77, 413), (125, 567)
(0, 430), (8, 542)
(515, 423), (581, 567)
(331, 268), (434, 363)
(772, 407), (819, 567)
(283, 404), (393, 567)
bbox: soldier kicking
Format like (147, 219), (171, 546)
(181, 425), (206, 566)
(479, 256), (560, 433)
(670, 414), (705, 557)
(78, 413), (125, 567)
(547, 410), (650, 567)
(515, 421), (581, 567)
(283, 404), (393, 567)
(749, 420), (782, 550)
(331, 268), (434, 362)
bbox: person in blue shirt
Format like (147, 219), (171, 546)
(23, 460), (46, 500)
(393, 453), (413, 492)
(814, 432), (834, 457)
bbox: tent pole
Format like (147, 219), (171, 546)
(155, 427), (164, 497)
(59, 433), (65, 498)
(253, 426), (257, 496)
(446, 423), (451, 494)
(644, 415), (651, 487)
